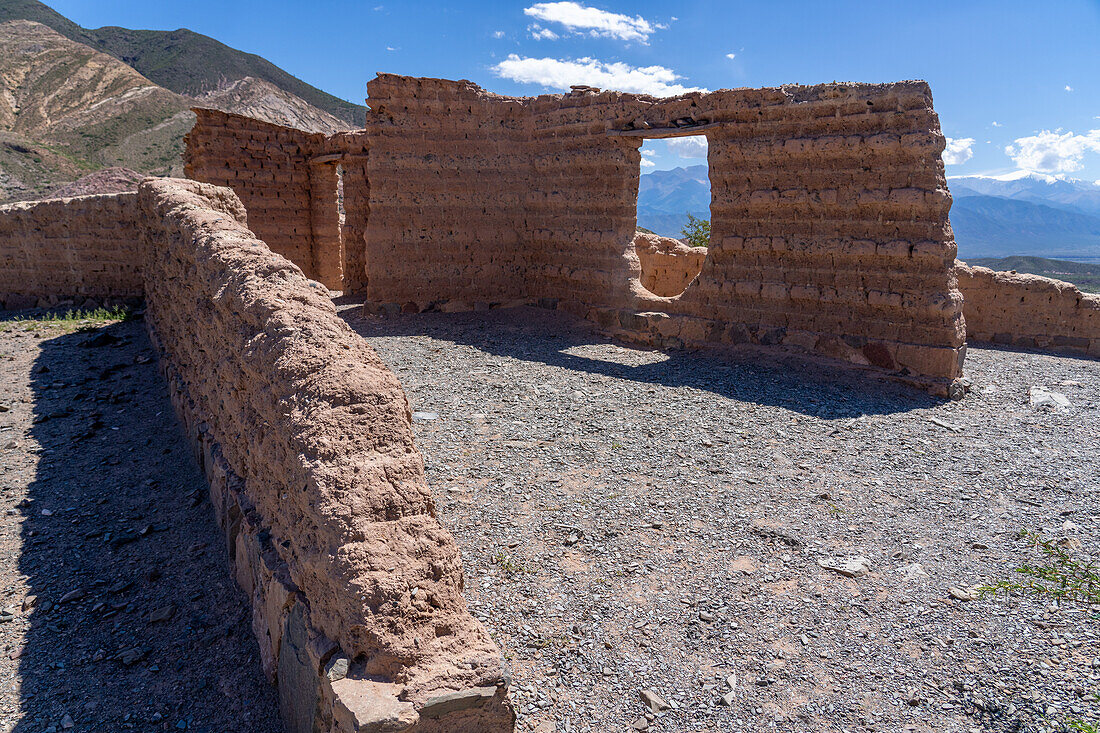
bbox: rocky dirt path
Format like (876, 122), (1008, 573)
(341, 306), (1100, 733)
(0, 311), (281, 733)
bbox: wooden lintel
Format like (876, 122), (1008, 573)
(309, 153), (345, 164)
(605, 121), (722, 139)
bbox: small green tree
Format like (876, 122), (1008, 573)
(681, 214), (710, 248)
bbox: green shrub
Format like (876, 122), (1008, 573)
(681, 214), (710, 248)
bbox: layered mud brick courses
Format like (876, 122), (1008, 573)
(956, 263), (1100, 357)
(0, 193), (143, 309)
(186, 74), (967, 393)
(0, 180), (515, 732)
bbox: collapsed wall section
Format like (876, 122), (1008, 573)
(137, 178), (513, 732)
(0, 193), (143, 310)
(956, 263), (1100, 356)
(184, 108), (346, 288)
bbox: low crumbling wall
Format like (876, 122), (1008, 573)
(0, 193), (143, 309)
(633, 232), (706, 297)
(956, 263), (1100, 356)
(137, 178), (513, 731)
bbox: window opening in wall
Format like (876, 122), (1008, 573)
(634, 136), (711, 298)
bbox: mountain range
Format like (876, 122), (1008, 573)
(638, 166), (1100, 260)
(0, 0), (361, 202)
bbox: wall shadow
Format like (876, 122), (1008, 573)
(338, 306), (941, 419)
(7, 315), (281, 732)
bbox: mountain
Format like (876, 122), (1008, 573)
(193, 77), (348, 135)
(636, 164), (710, 236)
(949, 171), (1100, 218)
(0, 19), (194, 200)
(0, 0), (364, 127)
(950, 195), (1100, 258)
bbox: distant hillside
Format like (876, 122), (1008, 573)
(0, 20), (193, 200)
(964, 256), (1100, 294)
(0, 0), (364, 127)
(950, 195), (1100, 259)
(194, 77), (348, 134)
(637, 164), (710, 237)
(951, 171), (1100, 218)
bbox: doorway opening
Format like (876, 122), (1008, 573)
(634, 136), (711, 298)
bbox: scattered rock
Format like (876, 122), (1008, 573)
(817, 556), (872, 578)
(639, 688), (670, 713)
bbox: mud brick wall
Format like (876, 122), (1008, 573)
(632, 232), (706, 298)
(0, 193), (144, 310)
(358, 76), (964, 391)
(137, 178), (513, 732)
(327, 131), (370, 293)
(363, 76), (532, 308)
(956, 263), (1100, 357)
(184, 108), (344, 288)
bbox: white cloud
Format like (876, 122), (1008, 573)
(666, 136), (708, 159)
(991, 121), (1002, 127)
(640, 157), (656, 167)
(725, 52), (736, 60)
(492, 30), (505, 39)
(491, 54), (704, 96)
(1004, 129), (1100, 173)
(523, 1), (659, 43)
(386, 46), (398, 52)
(1065, 85), (1074, 92)
(528, 24), (559, 40)
(942, 137), (975, 165)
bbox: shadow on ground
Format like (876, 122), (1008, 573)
(6, 314), (281, 732)
(339, 306), (941, 419)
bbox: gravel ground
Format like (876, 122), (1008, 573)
(0, 312), (281, 733)
(341, 305), (1100, 733)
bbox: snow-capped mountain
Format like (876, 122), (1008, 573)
(949, 171), (1100, 218)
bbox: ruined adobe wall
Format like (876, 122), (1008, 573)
(956, 263), (1100, 356)
(359, 76), (964, 391)
(0, 193), (143, 310)
(631, 83), (964, 386)
(363, 76), (532, 308)
(138, 178), (513, 732)
(184, 108), (345, 288)
(633, 232), (706, 298)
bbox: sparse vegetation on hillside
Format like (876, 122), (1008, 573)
(681, 213), (710, 248)
(0, 0), (364, 127)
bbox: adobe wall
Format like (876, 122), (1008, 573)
(184, 108), (345, 289)
(956, 263), (1100, 357)
(633, 232), (706, 297)
(357, 75), (965, 392)
(0, 193), (144, 310)
(138, 178), (513, 731)
(0, 184), (515, 730)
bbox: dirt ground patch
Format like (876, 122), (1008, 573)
(0, 310), (280, 733)
(341, 305), (1100, 733)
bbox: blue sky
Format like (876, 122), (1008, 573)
(50, 0), (1100, 178)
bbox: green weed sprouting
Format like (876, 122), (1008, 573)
(978, 530), (1099, 606)
(2, 306), (133, 333)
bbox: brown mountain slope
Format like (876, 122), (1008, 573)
(0, 19), (192, 199)
(0, 20), (352, 202)
(194, 77), (350, 135)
